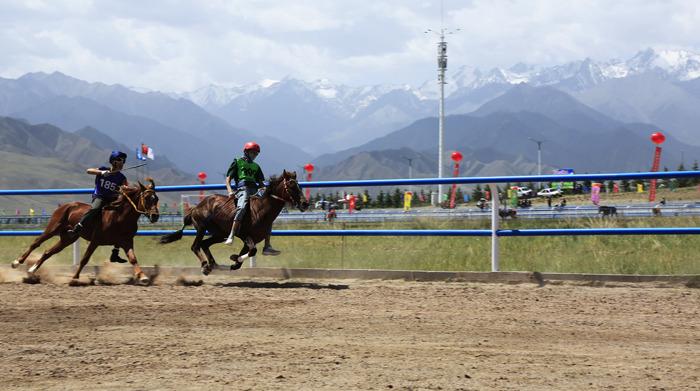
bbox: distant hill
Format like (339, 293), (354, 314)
(313, 85), (700, 180)
(0, 115), (195, 193)
(312, 147), (541, 182)
(0, 72), (311, 175)
(571, 73), (700, 145)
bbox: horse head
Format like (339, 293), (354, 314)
(270, 170), (309, 212)
(136, 177), (160, 223)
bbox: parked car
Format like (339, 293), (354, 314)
(537, 188), (563, 197)
(515, 186), (533, 198)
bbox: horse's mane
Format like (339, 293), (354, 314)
(262, 175), (284, 198)
(105, 185), (140, 209)
(106, 178), (156, 209)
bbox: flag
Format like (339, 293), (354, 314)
(136, 147), (147, 161)
(146, 147), (154, 160)
(141, 143), (149, 155)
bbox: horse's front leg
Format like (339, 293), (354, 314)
(71, 241), (99, 280)
(123, 242), (150, 285)
(237, 237), (257, 262)
(230, 237), (256, 270)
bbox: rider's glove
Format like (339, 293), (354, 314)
(100, 170), (110, 176)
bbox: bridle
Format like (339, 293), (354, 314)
(120, 187), (157, 216)
(270, 177), (301, 207)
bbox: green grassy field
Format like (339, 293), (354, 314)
(2, 216), (699, 275)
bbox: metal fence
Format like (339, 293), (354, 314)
(2, 170), (700, 271)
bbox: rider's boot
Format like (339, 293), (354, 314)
(262, 244), (281, 256)
(110, 247), (128, 263)
(66, 223), (83, 239)
(224, 221), (240, 245)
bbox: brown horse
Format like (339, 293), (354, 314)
(12, 179), (160, 283)
(159, 170), (308, 275)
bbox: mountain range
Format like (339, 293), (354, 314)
(0, 116), (193, 209)
(0, 72), (311, 177)
(1, 47), (699, 190)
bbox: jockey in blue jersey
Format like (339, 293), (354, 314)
(67, 150), (130, 263)
(224, 141), (280, 256)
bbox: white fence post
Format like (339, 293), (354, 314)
(489, 183), (500, 272)
(72, 240), (80, 269)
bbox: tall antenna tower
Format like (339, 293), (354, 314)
(426, 2), (459, 204)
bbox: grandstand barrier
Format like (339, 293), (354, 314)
(1, 170), (700, 272)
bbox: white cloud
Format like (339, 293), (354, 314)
(0, 0), (699, 91)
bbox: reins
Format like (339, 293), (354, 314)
(269, 177), (298, 206)
(120, 187), (154, 215)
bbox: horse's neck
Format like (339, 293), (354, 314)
(250, 195), (285, 225)
(113, 193), (142, 223)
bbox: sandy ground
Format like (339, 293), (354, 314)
(0, 265), (699, 391)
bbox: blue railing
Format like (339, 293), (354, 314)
(0, 170), (698, 195)
(2, 170), (700, 271)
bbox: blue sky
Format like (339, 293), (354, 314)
(1, 0), (699, 91)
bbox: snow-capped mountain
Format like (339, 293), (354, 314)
(182, 48), (700, 109)
(435, 48), (700, 94)
(169, 47), (700, 152)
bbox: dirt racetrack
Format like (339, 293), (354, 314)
(0, 267), (699, 390)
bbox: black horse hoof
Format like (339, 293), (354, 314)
(201, 266), (211, 276)
(230, 261), (243, 271)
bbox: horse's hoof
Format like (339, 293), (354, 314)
(132, 272), (150, 285)
(11, 260), (20, 268)
(201, 266), (211, 276)
(230, 261), (243, 271)
(27, 264), (39, 274)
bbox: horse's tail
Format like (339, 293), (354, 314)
(159, 209), (193, 244)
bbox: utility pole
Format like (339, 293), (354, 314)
(528, 137), (545, 188)
(426, 2), (459, 204)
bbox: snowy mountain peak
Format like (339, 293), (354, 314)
(627, 47), (700, 80)
(174, 47), (700, 115)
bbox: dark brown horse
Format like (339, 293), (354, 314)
(12, 179), (160, 283)
(159, 170), (308, 275)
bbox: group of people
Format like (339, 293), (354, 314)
(70, 142), (282, 261)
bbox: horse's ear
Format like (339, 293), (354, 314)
(138, 181), (146, 191)
(282, 169), (288, 177)
(145, 177), (156, 189)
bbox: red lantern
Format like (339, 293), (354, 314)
(451, 151), (463, 162)
(197, 171), (207, 181)
(304, 163), (314, 173)
(650, 132), (666, 145)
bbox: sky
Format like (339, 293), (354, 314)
(1, 0), (699, 92)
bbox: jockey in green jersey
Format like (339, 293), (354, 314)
(224, 141), (280, 256)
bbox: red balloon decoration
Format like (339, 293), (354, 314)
(304, 163), (315, 173)
(650, 132), (666, 145)
(197, 171), (207, 180)
(451, 151), (463, 162)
